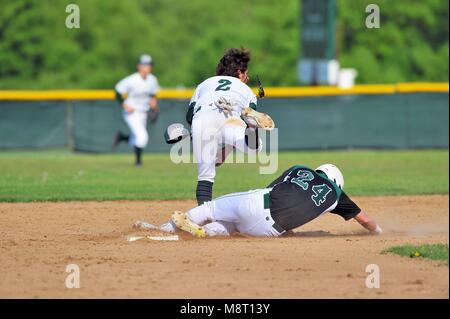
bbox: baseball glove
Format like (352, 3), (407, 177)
(241, 107), (275, 130)
(149, 108), (160, 123)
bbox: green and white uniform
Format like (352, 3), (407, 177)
(189, 76), (258, 182)
(165, 165), (362, 237)
(266, 165), (361, 232)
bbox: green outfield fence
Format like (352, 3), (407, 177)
(0, 84), (448, 152)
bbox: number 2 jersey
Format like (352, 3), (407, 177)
(267, 165), (361, 231)
(189, 75), (258, 118)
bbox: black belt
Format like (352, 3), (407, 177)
(264, 192), (286, 234)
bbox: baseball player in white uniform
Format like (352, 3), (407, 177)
(182, 48), (274, 205)
(134, 164), (383, 237)
(113, 54), (160, 166)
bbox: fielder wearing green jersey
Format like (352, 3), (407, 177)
(136, 163), (382, 238)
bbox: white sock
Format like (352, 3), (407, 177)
(159, 220), (177, 233)
(133, 221), (158, 230)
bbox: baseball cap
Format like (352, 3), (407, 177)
(138, 54), (153, 65)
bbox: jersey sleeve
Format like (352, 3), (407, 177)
(186, 85), (200, 125)
(330, 192), (361, 221)
(150, 77), (160, 96)
(267, 165), (297, 188)
(189, 84), (201, 105)
(115, 76), (131, 95)
(249, 93), (258, 110)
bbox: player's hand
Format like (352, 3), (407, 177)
(149, 106), (160, 123)
(151, 105), (160, 113)
(123, 103), (134, 114)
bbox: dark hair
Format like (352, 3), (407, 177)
(215, 47), (251, 78)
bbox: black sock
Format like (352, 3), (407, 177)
(196, 180), (213, 205)
(134, 147), (143, 165)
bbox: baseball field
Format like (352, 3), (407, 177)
(0, 149), (448, 298)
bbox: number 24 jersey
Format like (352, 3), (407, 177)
(267, 165), (361, 231)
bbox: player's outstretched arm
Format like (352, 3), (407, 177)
(354, 211), (383, 235)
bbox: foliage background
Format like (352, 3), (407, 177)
(0, 0), (448, 89)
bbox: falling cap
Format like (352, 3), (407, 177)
(138, 54), (153, 65)
(165, 123), (190, 144)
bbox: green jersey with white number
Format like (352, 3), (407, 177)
(267, 165), (361, 231)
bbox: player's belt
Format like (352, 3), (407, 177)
(264, 192), (286, 234)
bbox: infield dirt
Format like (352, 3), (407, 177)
(0, 195), (448, 298)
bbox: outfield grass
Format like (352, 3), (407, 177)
(383, 244), (449, 263)
(0, 149), (448, 202)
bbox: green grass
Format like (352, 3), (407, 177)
(0, 149), (448, 202)
(383, 244), (449, 263)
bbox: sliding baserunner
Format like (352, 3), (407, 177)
(135, 163), (382, 237)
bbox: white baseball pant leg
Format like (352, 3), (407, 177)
(186, 188), (282, 237)
(221, 119), (260, 155)
(191, 111), (225, 182)
(123, 110), (149, 148)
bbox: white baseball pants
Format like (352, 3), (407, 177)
(123, 110), (149, 148)
(191, 110), (258, 182)
(186, 188), (283, 237)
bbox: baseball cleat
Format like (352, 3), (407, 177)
(241, 107), (275, 130)
(171, 211), (207, 238)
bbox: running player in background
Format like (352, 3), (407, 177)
(113, 54), (160, 166)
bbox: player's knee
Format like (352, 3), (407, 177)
(204, 222), (233, 237)
(187, 202), (214, 224)
(135, 132), (148, 148)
